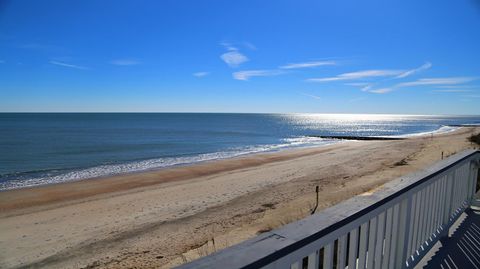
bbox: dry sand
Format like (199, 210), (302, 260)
(0, 127), (478, 269)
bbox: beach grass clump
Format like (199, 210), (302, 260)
(261, 203), (276, 209)
(257, 201), (316, 235)
(468, 133), (480, 147)
(394, 158), (408, 166)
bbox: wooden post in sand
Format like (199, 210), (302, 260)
(311, 186), (319, 215)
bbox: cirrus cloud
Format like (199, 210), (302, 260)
(396, 77), (476, 87)
(49, 60), (87, 70)
(110, 59), (140, 66)
(308, 62), (432, 84)
(396, 62), (432, 78)
(300, 92), (322, 100)
(307, 69), (403, 82)
(232, 69), (284, 81)
(193, 71), (210, 77)
(432, 89), (473, 93)
(367, 88), (394, 94)
(279, 60), (336, 69)
(364, 77), (477, 94)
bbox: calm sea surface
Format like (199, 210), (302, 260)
(1, 113), (479, 190)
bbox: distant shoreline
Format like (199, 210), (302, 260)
(447, 124), (480, 127)
(308, 135), (404, 140)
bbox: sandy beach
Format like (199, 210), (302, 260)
(0, 127), (478, 269)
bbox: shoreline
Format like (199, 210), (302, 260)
(0, 141), (351, 213)
(0, 125), (473, 212)
(0, 124), (462, 192)
(0, 136), (344, 193)
(0, 127), (478, 268)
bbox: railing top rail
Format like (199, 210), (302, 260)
(177, 149), (480, 269)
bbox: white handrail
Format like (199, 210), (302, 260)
(177, 150), (480, 269)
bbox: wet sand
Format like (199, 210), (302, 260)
(0, 127), (478, 268)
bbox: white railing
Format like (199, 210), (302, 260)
(177, 150), (480, 269)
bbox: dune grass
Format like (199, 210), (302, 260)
(468, 133), (480, 147)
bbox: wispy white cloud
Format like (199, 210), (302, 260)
(367, 88), (394, 94)
(435, 85), (475, 89)
(219, 41), (250, 67)
(397, 77), (476, 87)
(222, 41), (257, 51)
(360, 83), (394, 93)
(220, 41), (238, 51)
(324, 62), (473, 95)
(345, 82), (370, 87)
(432, 89), (473, 93)
(49, 60), (87, 70)
(300, 92), (321, 100)
(193, 71), (210, 77)
(232, 69), (283, 81)
(310, 62), (431, 85)
(365, 76), (476, 94)
(396, 62), (432, 78)
(221, 51), (249, 68)
(360, 84), (374, 92)
(307, 69), (403, 82)
(110, 59), (140, 66)
(279, 61), (336, 69)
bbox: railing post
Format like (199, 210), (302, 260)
(469, 160), (479, 203)
(395, 196), (413, 269)
(443, 173), (455, 224)
(439, 173), (455, 241)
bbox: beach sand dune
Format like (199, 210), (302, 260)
(0, 127), (478, 268)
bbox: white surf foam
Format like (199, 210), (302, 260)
(0, 136), (339, 191)
(392, 125), (459, 138)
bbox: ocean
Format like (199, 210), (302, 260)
(1, 113), (479, 190)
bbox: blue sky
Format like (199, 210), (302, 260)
(0, 0), (480, 114)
